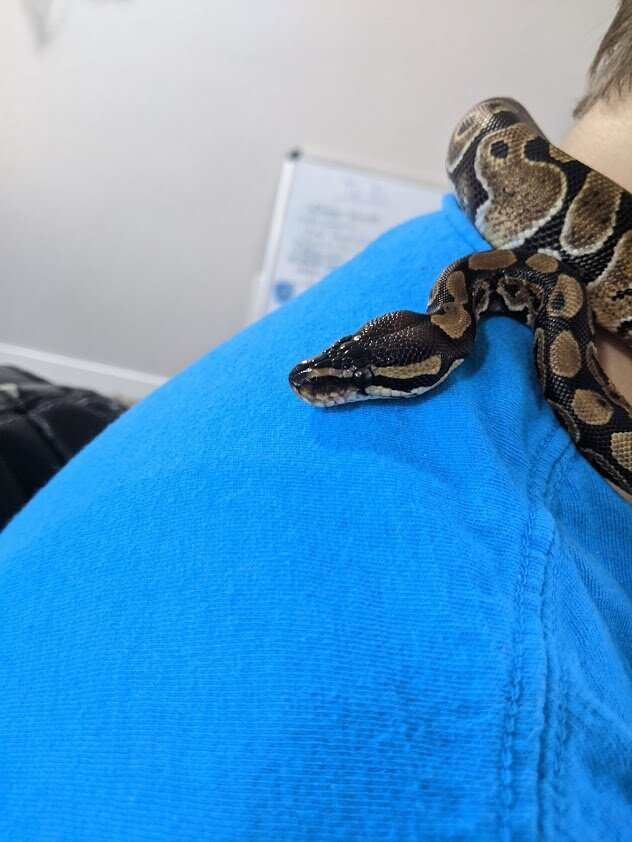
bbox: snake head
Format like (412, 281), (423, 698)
(289, 334), (375, 407)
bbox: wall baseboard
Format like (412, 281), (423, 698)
(0, 343), (167, 402)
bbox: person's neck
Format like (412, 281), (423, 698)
(560, 99), (632, 503)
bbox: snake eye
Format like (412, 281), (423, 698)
(353, 367), (373, 389)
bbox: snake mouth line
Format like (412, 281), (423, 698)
(289, 362), (362, 406)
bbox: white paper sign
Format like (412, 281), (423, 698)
(254, 152), (444, 317)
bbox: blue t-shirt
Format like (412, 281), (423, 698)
(0, 197), (630, 840)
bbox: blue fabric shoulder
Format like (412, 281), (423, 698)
(0, 196), (630, 840)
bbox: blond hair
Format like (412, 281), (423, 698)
(574, 1), (632, 117)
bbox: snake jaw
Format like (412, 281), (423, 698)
(288, 362), (366, 407)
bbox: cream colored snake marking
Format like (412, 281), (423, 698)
(289, 98), (632, 496)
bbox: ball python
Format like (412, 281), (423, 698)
(289, 98), (632, 496)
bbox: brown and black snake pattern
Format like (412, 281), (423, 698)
(289, 98), (632, 496)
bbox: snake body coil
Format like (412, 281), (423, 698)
(289, 98), (632, 496)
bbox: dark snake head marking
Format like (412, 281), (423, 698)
(289, 334), (375, 407)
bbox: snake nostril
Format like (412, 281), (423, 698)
(289, 364), (310, 390)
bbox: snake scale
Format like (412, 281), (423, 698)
(289, 98), (632, 496)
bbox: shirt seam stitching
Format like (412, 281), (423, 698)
(538, 446), (576, 841)
(499, 428), (573, 839)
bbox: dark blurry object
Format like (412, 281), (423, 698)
(0, 366), (127, 529)
(21, 0), (70, 46)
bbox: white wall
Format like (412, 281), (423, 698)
(0, 0), (614, 397)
